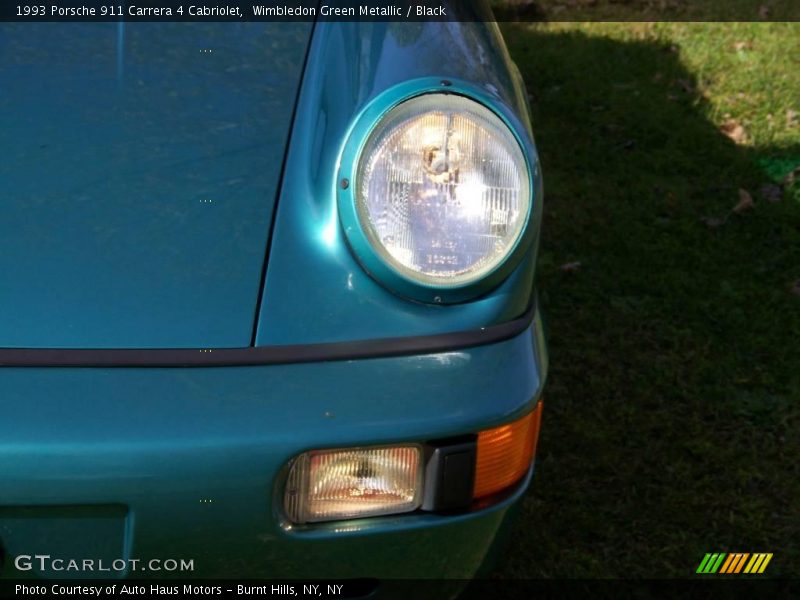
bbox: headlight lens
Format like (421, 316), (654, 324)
(355, 93), (531, 288)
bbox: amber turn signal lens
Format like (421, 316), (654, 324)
(473, 401), (543, 499)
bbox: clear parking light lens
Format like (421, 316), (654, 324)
(355, 93), (531, 287)
(284, 445), (423, 524)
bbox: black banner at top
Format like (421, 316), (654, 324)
(2, 0), (800, 23)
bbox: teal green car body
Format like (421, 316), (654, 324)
(0, 2), (546, 584)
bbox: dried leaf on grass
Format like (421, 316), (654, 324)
(733, 188), (755, 213)
(720, 118), (748, 144)
(702, 188), (756, 230)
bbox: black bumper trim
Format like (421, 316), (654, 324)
(0, 304), (535, 368)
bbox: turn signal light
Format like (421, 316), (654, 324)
(283, 402), (543, 524)
(473, 401), (543, 499)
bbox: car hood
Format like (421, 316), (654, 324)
(0, 22), (313, 348)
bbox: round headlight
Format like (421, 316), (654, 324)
(352, 93), (531, 294)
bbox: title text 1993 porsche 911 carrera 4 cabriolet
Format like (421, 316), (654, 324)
(0, 0), (546, 584)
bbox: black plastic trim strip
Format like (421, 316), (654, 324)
(0, 304), (535, 368)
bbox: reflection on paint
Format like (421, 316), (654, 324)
(320, 207), (339, 248)
(413, 352), (471, 367)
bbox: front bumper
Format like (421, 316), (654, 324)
(0, 309), (546, 579)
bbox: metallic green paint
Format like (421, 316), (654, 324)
(0, 313), (546, 579)
(0, 3), (547, 582)
(255, 17), (543, 345)
(0, 22), (313, 349)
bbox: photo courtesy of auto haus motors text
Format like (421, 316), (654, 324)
(13, 584), (347, 597)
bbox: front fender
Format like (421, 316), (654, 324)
(255, 11), (543, 345)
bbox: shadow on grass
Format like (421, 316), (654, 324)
(492, 25), (800, 580)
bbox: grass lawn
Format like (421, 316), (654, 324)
(493, 22), (800, 579)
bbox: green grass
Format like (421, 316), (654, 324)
(492, 23), (800, 579)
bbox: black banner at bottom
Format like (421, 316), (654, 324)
(3, 579), (800, 599)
